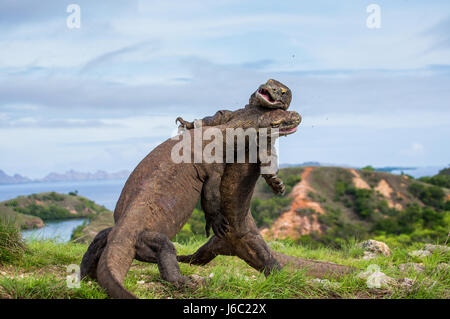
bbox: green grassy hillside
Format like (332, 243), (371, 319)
(257, 166), (450, 248)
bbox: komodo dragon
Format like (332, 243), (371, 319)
(80, 105), (302, 298)
(81, 79), (291, 282)
(176, 79), (292, 237)
(174, 81), (353, 278)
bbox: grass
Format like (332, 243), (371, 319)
(0, 238), (448, 299)
(0, 219), (27, 264)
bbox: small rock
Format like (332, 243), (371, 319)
(409, 250), (431, 258)
(364, 272), (395, 289)
(424, 244), (450, 254)
(398, 263), (425, 273)
(359, 240), (391, 257)
(358, 265), (395, 289)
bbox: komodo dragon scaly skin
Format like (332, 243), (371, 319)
(80, 106), (302, 299)
(175, 79), (292, 236)
(175, 81), (353, 278)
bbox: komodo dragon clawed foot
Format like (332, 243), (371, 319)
(175, 117), (194, 129)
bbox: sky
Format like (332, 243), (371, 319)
(0, 0), (449, 178)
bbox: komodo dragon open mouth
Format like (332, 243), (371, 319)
(257, 88), (278, 104)
(270, 111), (301, 136)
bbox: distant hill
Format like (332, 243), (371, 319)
(256, 166), (449, 247)
(0, 192), (111, 230)
(39, 170), (130, 183)
(0, 169), (130, 185)
(0, 170), (31, 184)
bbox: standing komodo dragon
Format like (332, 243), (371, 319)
(176, 79), (293, 237)
(80, 105), (302, 298)
(175, 81), (353, 278)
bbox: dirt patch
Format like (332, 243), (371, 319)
(375, 179), (403, 210)
(261, 167), (324, 240)
(349, 169), (370, 190)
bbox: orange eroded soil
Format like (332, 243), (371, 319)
(261, 167), (324, 240)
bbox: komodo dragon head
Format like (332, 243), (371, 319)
(249, 79), (292, 110)
(226, 105), (301, 137)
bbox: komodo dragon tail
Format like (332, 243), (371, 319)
(97, 226), (139, 299)
(270, 249), (355, 278)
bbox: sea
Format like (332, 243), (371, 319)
(0, 179), (127, 242)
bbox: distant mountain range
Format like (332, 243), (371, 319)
(1, 162), (447, 185)
(0, 170), (31, 184)
(0, 169), (130, 185)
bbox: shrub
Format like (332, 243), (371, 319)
(0, 218), (27, 264)
(15, 203), (73, 220)
(4, 200), (18, 208)
(251, 197), (292, 227)
(408, 183), (446, 209)
(41, 192), (65, 201)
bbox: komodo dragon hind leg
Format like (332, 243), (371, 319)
(138, 231), (191, 287)
(80, 227), (112, 280)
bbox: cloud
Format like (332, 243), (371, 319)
(401, 142), (425, 157)
(80, 40), (160, 73)
(1, 1), (450, 176)
(0, 117), (116, 129)
(422, 16), (450, 52)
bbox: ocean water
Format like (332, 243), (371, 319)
(0, 179), (127, 210)
(22, 218), (89, 242)
(0, 179), (127, 242)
